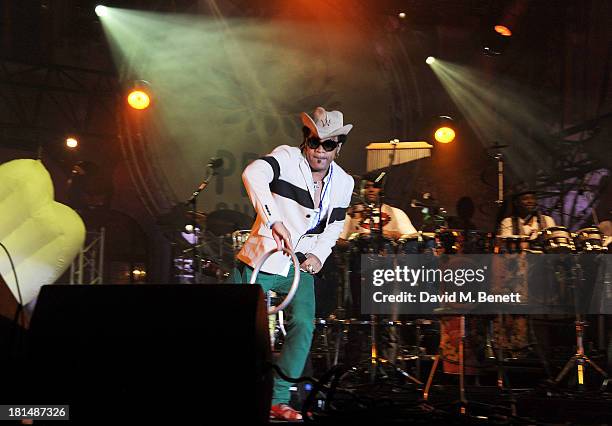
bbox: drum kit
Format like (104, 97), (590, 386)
(315, 191), (610, 395)
(157, 204), (253, 283)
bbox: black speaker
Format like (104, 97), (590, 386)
(26, 284), (272, 423)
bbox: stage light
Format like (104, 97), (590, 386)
(127, 90), (151, 110)
(94, 5), (108, 17)
(126, 80), (152, 110)
(494, 25), (512, 37)
(426, 56), (436, 65)
(398, 12), (406, 19)
(66, 137), (79, 148)
(482, 25), (511, 56)
(433, 116), (456, 144)
(434, 126), (455, 144)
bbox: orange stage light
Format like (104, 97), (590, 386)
(434, 126), (456, 144)
(494, 25), (512, 37)
(127, 90), (151, 110)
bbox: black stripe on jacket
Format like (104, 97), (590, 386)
(261, 156), (314, 209)
(305, 207), (348, 235)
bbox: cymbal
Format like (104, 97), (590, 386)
(206, 209), (253, 236)
(486, 144), (509, 150)
(156, 204), (207, 231)
(185, 210), (207, 225)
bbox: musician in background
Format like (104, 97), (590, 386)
(339, 176), (417, 242)
(498, 188), (555, 238)
(337, 175), (417, 365)
(496, 187), (556, 362)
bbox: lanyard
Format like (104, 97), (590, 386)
(308, 164), (333, 232)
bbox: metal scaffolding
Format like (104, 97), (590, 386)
(0, 59), (120, 153)
(70, 227), (105, 285)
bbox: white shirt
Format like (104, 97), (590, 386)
(339, 203), (417, 240)
(498, 214), (556, 239)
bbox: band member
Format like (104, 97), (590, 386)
(337, 176), (417, 365)
(498, 188), (555, 238)
(339, 176), (417, 241)
(495, 187), (554, 362)
(232, 107), (354, 421)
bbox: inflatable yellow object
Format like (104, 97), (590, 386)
(0, 159), (85, 305)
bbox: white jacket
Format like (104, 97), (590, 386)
(237, 145), (354, 276)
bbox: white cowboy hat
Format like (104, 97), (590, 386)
(300, 107), (353, 140)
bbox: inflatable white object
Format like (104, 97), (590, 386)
(0, 159), (85, 305)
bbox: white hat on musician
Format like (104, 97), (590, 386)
(301, 107), (353, 140)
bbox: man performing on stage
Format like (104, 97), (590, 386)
(233, 107), (354, 421)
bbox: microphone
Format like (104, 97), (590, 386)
(207, 157), (223, 169)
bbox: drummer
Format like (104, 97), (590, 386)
(336, 175), (417, 365)
(498, 187), (556, 240)
(339, 175), (417, 242)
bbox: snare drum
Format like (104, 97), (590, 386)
(539, 226), (575, 253)
(574, 227), (608, 252)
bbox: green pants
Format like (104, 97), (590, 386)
(232, 263), (315, 405)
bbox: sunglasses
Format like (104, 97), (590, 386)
(306, 137), (339, 152)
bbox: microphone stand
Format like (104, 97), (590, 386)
(185, 167), (218, 283)
(368, 144), (394, 381)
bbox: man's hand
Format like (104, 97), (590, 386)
(300, 253), (322, 274)
(271, 222), (292, 252)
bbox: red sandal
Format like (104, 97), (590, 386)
(270, 403), (303, 421)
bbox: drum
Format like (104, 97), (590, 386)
(173, 256), (229, 283)
(436, 229), (493, 254)
(495, 235), (528, 254)
(539, 226), (575, 253)
(397, 232), (436, 254)
(348, 232), (396, 255)
(231, 230), (251, 252)
(437, 229), (462, 254)
(346, 233), (395, 319)
(574, 227), (608, 252)
(174, 256), (195, 283)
